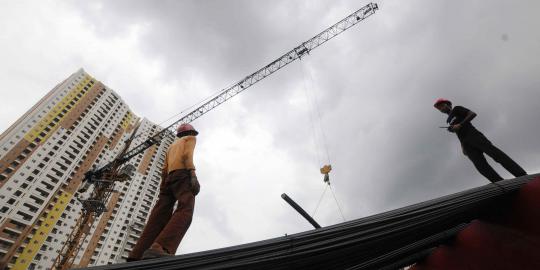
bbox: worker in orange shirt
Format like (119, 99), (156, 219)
(128, 123), (200, 260)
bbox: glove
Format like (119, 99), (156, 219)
(190, 174), (200, 196)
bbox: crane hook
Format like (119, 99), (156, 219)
(320, 164), (332, 184)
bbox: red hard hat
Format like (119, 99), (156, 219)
(433, 98), (451, 108)
(176, 123), (198, 136)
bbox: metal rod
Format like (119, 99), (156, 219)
(281, 193), (321, 229)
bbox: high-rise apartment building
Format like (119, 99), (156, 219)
(0, 69), (173, 269)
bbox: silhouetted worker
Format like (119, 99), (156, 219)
(128, 123), (200, 261)
(433, 98), (527, 182)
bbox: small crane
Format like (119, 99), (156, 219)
(52, 3), (378, 269)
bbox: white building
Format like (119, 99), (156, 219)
(0, 69), (172, 269)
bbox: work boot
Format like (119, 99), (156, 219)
(141, 243), (174, 260)
(142, 249), (174, 260)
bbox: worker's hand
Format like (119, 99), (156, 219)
(190, 174), (200, 196)
(449, 124), (462, 132)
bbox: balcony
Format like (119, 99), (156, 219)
(0, 244), (11, 253)
(127, 238), (137, 245)
(134, 220), (144, 227)
(0, 236), (15, 244)
(4, 226), (22, 235)
(131, 226), (142, 233)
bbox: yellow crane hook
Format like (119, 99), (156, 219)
(320, 164), (332, 184)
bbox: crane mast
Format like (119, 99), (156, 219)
(52, 3), (378, 269)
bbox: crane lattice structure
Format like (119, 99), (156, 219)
(52, 3), (378, 269)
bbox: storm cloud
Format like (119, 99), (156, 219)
(1, 0), (539, 254)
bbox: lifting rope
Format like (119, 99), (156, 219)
(300, 62), (332, 168)
(299, 61), (346, 222)
(312, 184), (328, 217)
(330, 184), (346, 222)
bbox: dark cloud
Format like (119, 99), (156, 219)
(3, 0), (539, 255)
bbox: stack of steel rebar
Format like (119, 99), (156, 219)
(81, 173), (539, 270)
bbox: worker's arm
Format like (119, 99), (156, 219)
(461, 111), (477, 124)
(181, 136), (197, 172)
(450, 107), (477, 132)
(182, 136), (200, 195)
(162, 152), (169, 181)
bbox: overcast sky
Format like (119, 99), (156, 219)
(1, 0), (539, 255)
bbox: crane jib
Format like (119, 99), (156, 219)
(103, 3), (379, 176)
(56, 4), (379, 268)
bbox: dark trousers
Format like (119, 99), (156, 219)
(462, 134), (527, 182)
(129, 170), (195, 259)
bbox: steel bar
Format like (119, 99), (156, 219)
(281, 193), (322, 229)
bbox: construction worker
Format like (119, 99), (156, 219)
(128, 123), (200, 261)
(433, 98), (527, 182)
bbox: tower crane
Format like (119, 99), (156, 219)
(52, 3), (378, 269)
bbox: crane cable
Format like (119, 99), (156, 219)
(330, 184), (346, 222)
(300, 62), (331, 166)
(299, 61), (346, 222)
(300, 63), (324, 167)
(311, 184), (328, 217)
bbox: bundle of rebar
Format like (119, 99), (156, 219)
(82, 174), (539, 270)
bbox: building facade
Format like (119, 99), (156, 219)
(0, 69), (172, 269)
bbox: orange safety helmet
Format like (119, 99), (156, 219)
(176, 123), (199, 137)
(433, 98), (452, 108)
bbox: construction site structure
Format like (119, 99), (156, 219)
(50, 3), (378, 269)
(77, 174), (540, 270)
(0, 69), (173, 269)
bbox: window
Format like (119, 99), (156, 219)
(45, 174), (59, 184)
(23, 203), (38, 213)
(17, 211), (33, 221)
